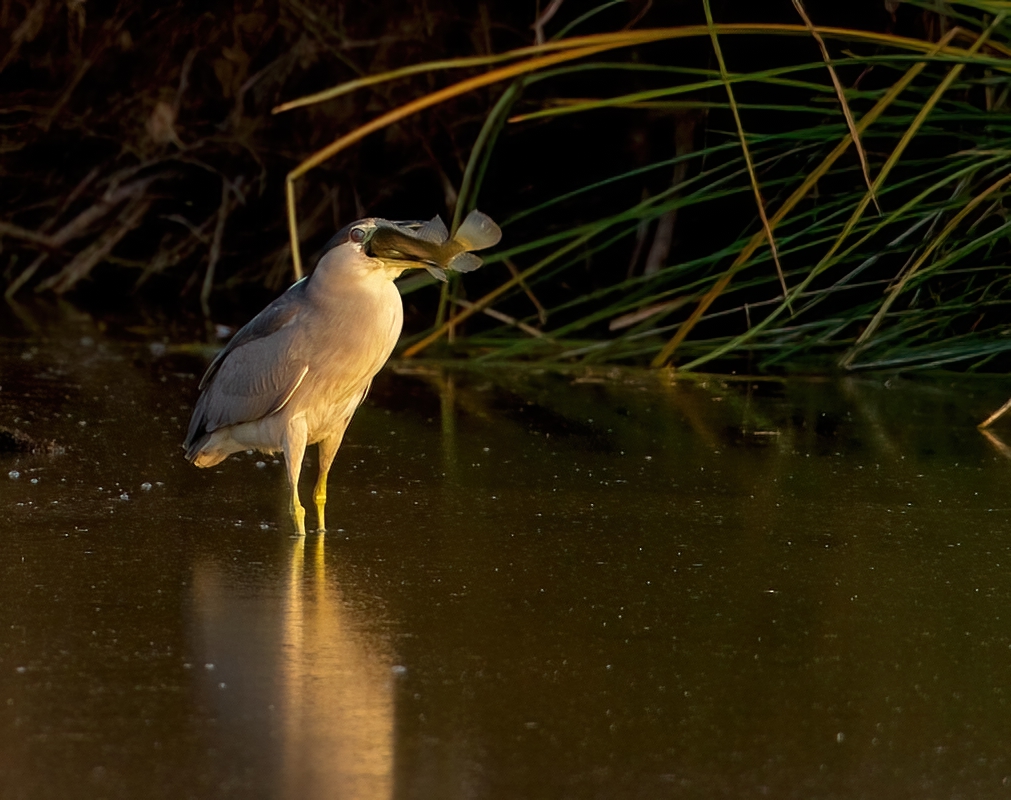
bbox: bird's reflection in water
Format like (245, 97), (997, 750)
(190, 533), (394, 800)
(280, 535), (394, 799)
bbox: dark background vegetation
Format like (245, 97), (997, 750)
(3, 0), (1008, 372)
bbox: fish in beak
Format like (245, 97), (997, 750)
(368, 210), (502, 281)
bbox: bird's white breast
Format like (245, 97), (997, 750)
(294, 269), (404, 442)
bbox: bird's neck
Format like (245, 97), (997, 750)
(307, 260), (392, 299)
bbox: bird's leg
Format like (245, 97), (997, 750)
(283, 417), (309, 536)
(314, 434), (343, 532)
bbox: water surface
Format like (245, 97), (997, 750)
(2, 311), (1011, 798)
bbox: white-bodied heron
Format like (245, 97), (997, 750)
(184, 211), (501, 535)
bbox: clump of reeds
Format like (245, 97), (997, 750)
(279, 0), (1011, 373)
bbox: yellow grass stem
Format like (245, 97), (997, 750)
(792, 0), (879, 213)
(273, 23), (988, 118)
(286, 179), (301, 279)
(979, 397), (1011, 430)
(703, 0), (789, 305)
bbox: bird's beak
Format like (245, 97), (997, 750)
(367, 221), (444, 265)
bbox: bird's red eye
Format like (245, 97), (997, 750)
(350, 227), (366, 243)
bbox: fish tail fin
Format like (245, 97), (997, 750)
(454, 210), (502, 251)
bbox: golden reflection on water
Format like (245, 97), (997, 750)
(191, 534), (394, 800)
(281, 535), (394, 799)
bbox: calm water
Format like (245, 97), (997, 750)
(3, 309), (1011, 799)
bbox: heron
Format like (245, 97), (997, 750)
(184, 211), (501, 535)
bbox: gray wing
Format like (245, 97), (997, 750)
(185, 281), (310, 453)
(198, 278), (307, 391)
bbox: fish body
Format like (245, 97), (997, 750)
(370, 210), (502, 281)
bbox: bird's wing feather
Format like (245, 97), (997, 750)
(186, 329), (308, 450)
(197, 330), (307, 427)
(198, 279), (307, 390)
(185, 281), (310, 450)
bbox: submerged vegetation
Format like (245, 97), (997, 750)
(5, 1), (1011, 374)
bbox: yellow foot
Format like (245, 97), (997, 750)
(291, 503), (306, 537)
(315, 494), (327, 533)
